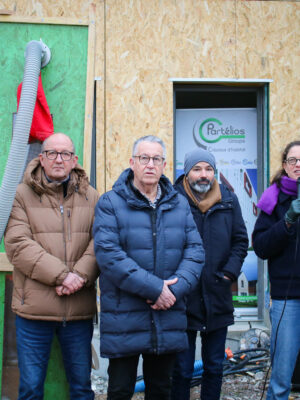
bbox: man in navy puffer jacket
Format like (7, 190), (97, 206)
(93, 135), (205, 400)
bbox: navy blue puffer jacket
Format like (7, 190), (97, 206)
(93, 169), (205, 358)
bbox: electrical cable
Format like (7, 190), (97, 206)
(259, 203), (300, 400)
(190, 348), (270, 388)
(134, 348), (270, 392)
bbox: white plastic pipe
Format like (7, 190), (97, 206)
(0, 40), (51, 241)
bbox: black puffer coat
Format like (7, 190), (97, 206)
(252, 191), (300, 299)
(174, 175), (248, 332)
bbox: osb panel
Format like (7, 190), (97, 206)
(104, 0), (237, 189)
(94, 1), (106, 196)
(236, 1), (300, 179)
(0, 0), (90, 18)
(1, 0), (299, 189)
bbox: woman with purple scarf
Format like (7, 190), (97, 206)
(253, 140), (300, 400)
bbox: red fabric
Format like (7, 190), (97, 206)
(17, 74), (54, 143)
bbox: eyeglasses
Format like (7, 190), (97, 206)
(43, 150), (74, 161)
(133, 155), (165, 166)
(285, 157), (300, 166)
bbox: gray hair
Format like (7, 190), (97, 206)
(132, 135), (166, 159)
(41, 133), (76, 154)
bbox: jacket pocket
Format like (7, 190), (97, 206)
(21, 276), (27, 305)
(210, 277), (234, 315)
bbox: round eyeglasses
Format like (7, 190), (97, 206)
(43, 150), (74, 161)
(133, 155), (165, 166)
(285, 157), (300, 166)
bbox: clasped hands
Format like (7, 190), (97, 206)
(56, 272), (85, 296)
(147, 277), (178, 311)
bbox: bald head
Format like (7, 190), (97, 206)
(41, 133), (75, 154)
(39, 133), (78, 182)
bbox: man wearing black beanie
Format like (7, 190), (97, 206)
(171, 148), (248, 400)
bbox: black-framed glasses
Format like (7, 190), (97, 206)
(133, 155), (165, 166)
(43, 150), (74, 161)
(285, 157), (300, 166)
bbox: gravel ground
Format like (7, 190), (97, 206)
(93, 371), (300, 400)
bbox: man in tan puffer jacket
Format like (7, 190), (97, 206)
(4, 133), (99, 400)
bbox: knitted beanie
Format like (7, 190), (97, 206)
(184, 148), (216, 175)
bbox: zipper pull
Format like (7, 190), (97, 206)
(67, 209), (71, 241)
(60, 205), (64, 215)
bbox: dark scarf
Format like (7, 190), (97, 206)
(257, 176), (297, 215)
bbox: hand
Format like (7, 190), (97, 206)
(285, 199), (300, 224)
(150, 277), (178, 311)
(56, 285), (72, 296)
(56, 285), (64, 296)
(61, 272), (85, 295)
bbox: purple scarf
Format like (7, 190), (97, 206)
(257, 176), (297, 215)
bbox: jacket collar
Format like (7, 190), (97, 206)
(23, 157), (90, 197)
(113, 168), (178, 209)
(278, 190), (295, 204)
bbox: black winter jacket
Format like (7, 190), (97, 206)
(252, 191), (300, 299)
(174, 175), (248, 332)
(93, 169), (205, 358)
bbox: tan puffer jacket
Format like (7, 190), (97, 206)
(4, 158), (99, 321)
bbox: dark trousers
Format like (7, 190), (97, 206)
(171, 327), (227, 400)
(107, 353), (176, 400)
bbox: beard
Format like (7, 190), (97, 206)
(189, 177), (214, 194)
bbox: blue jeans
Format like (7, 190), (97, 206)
(267, 299), (300, 400)
(171, 327), (227, 400)
(16, 316), (94, 400)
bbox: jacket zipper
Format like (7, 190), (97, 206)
(151, 209), (158, 354)
(60, 205), (67, 262)
(151, 316), (158, 354)
(67, 209), (71, 241)
(151, 210), (157, 275)
(60, 204), (68, 325)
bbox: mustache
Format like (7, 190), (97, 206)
(196, 178), (210, 185)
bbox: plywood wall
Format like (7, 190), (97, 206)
(1, 0), (299, 192)
(236, 1), (300, 179)
(104, 0), (238, 187)
(104, 0), (300, 188)
(0, 0), (90, 18)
